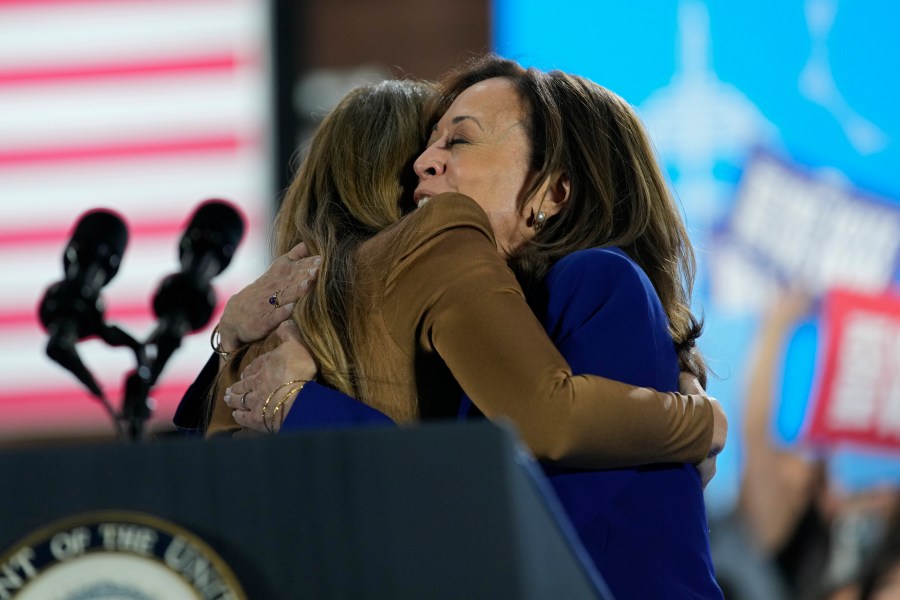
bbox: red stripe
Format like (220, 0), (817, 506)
(4, 304), (155, 330)
(4, 301), (227, 329)
(1, 312), (40, 329)
(0, 219), (180, 247)
(0, 380), (189, 433)
(0, 217), (231, 247)
(0, 205), (260, 248)
(0, 0), (213, 6)
(0, 134), (247, 168)
(1, 380), (189, 405)
(0, 54), (241, 87)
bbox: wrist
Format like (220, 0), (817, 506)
(265, 380), (309, 433)
(216, 321), (242, 352)
(217, 300), (244, 350)
(286, 341), (319, 381)
(210, 324), (240, 359)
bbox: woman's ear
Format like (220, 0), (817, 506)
(542, 171), (570, 218)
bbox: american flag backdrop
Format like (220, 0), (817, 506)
(0, 0), (274, 441)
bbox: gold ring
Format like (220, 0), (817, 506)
(268, 290), (282, 308)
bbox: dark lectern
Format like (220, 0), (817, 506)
(0, 422), (611, 599)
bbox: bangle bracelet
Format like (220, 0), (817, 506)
(272, 382), (307, 429)
(210, 325), (232, 360)
(262, 379), (307, 434)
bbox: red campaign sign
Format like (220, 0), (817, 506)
(808, 289), (900, 451)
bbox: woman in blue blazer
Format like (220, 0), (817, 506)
(258, 247), (723, 598)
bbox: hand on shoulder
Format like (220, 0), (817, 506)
(223, 320), (319, 433)
(217, 242), (321, 350)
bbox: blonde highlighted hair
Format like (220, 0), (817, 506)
(271, 79), (433, 396)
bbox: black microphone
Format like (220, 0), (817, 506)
(178, 199), (245, 285)
(145, 200), (245, 383)
(38, 209), (129, 396)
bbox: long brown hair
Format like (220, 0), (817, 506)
(427, 55), (706, 381)
(270, 79), (433, 396)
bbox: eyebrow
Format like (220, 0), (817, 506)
(451, 115), (484, 130)
(431, 115), (485, 133)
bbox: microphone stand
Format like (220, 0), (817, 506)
(42, 281), (216, 442)
(121, 367), (153, 442)
(119, 272), (216, 441)
(97, 324), (145, 441)
(41, 281), (141, 441)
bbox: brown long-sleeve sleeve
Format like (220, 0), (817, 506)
(371, 193), (714, 467)
(205, 191), (714, 463)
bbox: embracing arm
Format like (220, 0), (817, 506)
(175, 243), (320, 436)
(386, 194), (717, 468)
(206, 194), (722, 462)
(216, 320), (393, 434)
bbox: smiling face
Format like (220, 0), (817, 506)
(413, 77), (542, 257)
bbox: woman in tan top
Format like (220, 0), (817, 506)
(203, 57), (725, 470)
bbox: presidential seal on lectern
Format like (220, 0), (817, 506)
(0, 511), (245, 599)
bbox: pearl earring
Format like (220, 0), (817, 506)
(533, 211), (546, 231)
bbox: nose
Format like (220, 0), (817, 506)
(413, 144), (445, 179)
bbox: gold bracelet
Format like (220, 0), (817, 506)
(210, 325), (232, 360)
(262, 379), (306, 433)
(272, 382), (308, 429)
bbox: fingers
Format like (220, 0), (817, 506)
(286, 255), (319, 281)
(254, 248), (319, 302)
(287, 242), (310, 260)
(223, 386), (253, 410)
(227, 385), (284, 434)
(696, 455), (717, 489)
(291, 254), (320, 276)
(276, 258), (320, 306)
(678, 372), (728, 458)
(263, 303), (295, 332)
(708, 397), (728, 456)
(232, 403), (267, 432)
(215, 243), (322, 384)
(276, 319), (302, 342)
(224, 352), (264, 408)
(284, 249), (320, 283)
(679, 371), (728, 461)
(679, 371), (705, 396)
(224, 375), (268, 433)
(234, 251), (320, 304)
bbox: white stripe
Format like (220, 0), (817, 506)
(0, 2), (267, 70)
(0, 74), (269, 149)
(0, 155), (273, 231)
